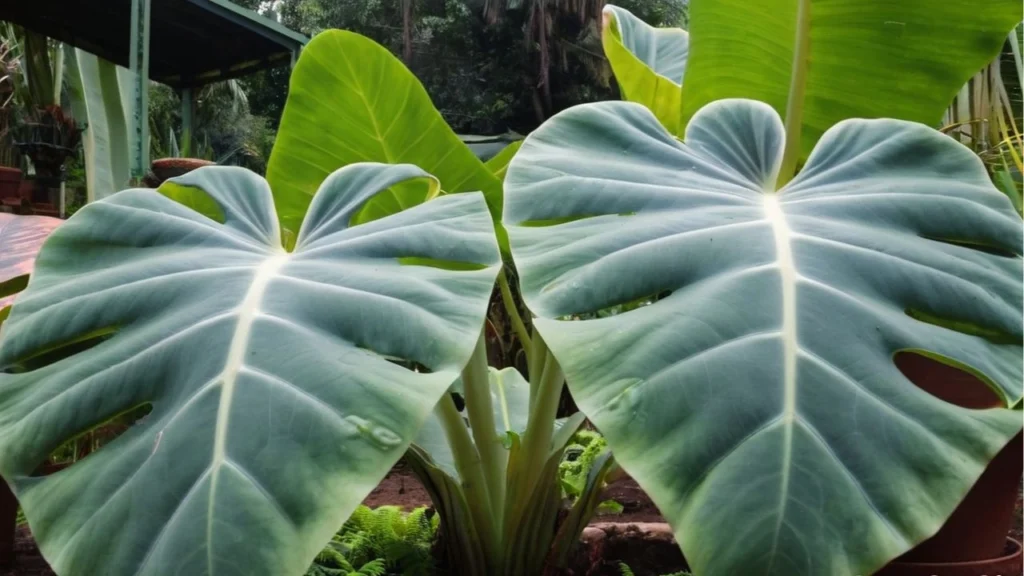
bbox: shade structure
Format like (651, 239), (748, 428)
(0, 0), (307, 88)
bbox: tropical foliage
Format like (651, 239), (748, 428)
(502, 3), (1022, 575)
(306, 506), (438, 576)
(0, 1), (1021, 576)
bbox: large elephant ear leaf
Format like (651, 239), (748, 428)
(0, 214), (63, 308)
(267, 30), (502, 243)
(0, 164), (501, 576)
(680, 0), (1021, 152)
(503, 99), (1023, 576)
(602, 5), (688, 133)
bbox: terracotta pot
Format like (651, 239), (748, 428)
(874, 538), (1022, 576)
(150, 157), (215, 185)
(893, 353), (1023, 566)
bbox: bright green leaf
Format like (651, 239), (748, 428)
(602, 5), (688, 133)
(267, 30), (503, 244)
(504, 99), (1023, 576)
(483, 141), (523, 182)
(0, 164), (500, 576)
(680, 0), (1021, 156)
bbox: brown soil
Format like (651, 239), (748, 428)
(0, 527), (51, 576)
(362, 461), (433, 510)
(361, 465), (666, 523)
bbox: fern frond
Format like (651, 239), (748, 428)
(356, 559), (387, 576)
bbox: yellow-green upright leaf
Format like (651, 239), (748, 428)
(483, 141), (523, 181)
(602, 5), (688, 133)
(680, 0), (1021, 155)
(267, 31), (502, 240)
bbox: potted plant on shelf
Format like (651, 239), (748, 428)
(3, 26), (82, 216)
(11, 105), (83, 215)
(0, 1), (1020, 576)
(0, 37), (22, 211)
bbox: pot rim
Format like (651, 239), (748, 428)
(889, 537), (1022, 568)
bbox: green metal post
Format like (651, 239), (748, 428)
(129, 0), (152, 180)
(180, 87), (193, 156)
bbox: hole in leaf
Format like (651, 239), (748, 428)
(561, 290), (672, 320)
(450, 392), (465, 412)
(519, 212), (635, 228)
(397, 257), (488, 271)
(923, 235), (1018, 258)
(894, 351), (1002, 409)
(0, 274), (29, 301)
(2, 326), (118, 374)
(157, 181), (225, 223)
(905, 309), (1017, 345)
(356, 345), (432, 374)
(31, 403), (154, 477)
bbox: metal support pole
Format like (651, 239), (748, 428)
(129, 0), (152, 181)
(180, 87), (193, 157)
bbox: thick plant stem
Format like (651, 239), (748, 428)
(435, 393), (499, 564)
(461, 332), (507, 529)
(777, 0), (811, 188)
(527, 325), (546, 408)
(521, 333), (564, 490)
(498, 267), (532, 354)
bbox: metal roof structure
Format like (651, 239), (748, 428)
(0, 0), (307, 88)
(1, 0), (307, 178)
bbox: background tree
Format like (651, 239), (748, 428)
(238, 0), (688, 135)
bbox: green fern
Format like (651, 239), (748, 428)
(559, 429), (623, 514)
(307, 505), (439, 576)
(559, 429), (607, 498)
(305, 557), (387, 576)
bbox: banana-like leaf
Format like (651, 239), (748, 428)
(65, 48), (132, 202)
(503, 99), (1023, 576)
(679, 0), (1020, 155)
(0, 214), (62, 308)
(0, 164), (501, 576)
(602, 5), (688, 133)
(267, 31), (503, 244)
